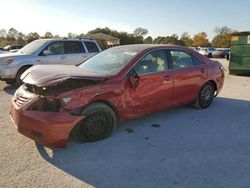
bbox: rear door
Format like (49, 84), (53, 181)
(169, 50), (207, 106)
(63, 41), (86, 65)
(124, 49), (173, 118)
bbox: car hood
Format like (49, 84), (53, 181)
(0, 52), (31, 61)
(21, 65), (110, 87)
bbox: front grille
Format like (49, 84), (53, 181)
(14, 96), (30, 107)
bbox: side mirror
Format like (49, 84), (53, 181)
(43, 50), (50, 56)
(128, 69), (139, 89)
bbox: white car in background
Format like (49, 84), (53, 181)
(190, 47), (200, 52)
(198, 47), (216, 58)
(0, 38), (102, 85)
(0, 48), (9, 54)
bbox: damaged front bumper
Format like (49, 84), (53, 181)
(10, 99), (86, 148)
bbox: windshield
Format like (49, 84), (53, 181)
(19, 40), (48, 55)
(79, 47), (138, 75)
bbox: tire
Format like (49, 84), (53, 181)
(16, 66), (30, 86)
(5, 79), (15, 85)
(71, 103), (117, 143)
(208, 53), (212, 58)
(193, 82), (215, 109)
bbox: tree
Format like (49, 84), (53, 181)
(133, 27), (148, 37)
(67, 32), (77, 38)
(16, 32), (26, 45)
(153, 36), (165, 44)
(26, 32), (40, 43)
(214, 26), (235, 36)
(88, 27), (111, 35)
(0, 29), (7, 38)
(180, 32), (193, 47)
(192, 32), (209, 47)
(44, 32), (53, 38)
(77, 33), (85, 38)
(212, 26), (235, 48)
(7, 28), (19, 39)
(53, 34), (60, 38)
(144, 36), (153, 44)
(164, 34), (180, 45)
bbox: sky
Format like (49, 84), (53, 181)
(0, 0), (249, 40)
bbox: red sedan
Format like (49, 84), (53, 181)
(10, 45), (224, 147)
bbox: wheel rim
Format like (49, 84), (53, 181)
(81, 113), (111, 139)
(200, 85), (214, 106)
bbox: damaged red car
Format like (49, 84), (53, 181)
(10, 44), (224, 148)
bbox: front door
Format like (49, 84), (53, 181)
(37, 41), (86, 65)
(123, 49), (174, 119)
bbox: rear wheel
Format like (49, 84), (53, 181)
(71, 103), (117, 143)
(193, 82), (215, 109)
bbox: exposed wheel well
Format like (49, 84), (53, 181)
(17, 65), (33, 77)
(205, 80), (218, 96)
(91, 100), (120, 122)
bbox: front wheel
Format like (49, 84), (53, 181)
(16, 67), (30, 86)
(193, 82), (215, 109)
(71, 103), (117, 143)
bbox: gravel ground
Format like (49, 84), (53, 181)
(0, 59), (250, 188)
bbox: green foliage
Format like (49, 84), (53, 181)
(0, 26), (237, 49)
(26, 32), (40, 43)
(192, 32), (209, 47)
(44, 32), (53, 38)
(144, 36), (153, 44)
(212, 26), (235, 48)
(67, 32), (77, 38)
(180, 32), (193, 47)
(87, 27), (144, 47)
(133, 27), (148, 37)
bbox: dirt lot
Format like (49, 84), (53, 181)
(0, 59), (250, 188)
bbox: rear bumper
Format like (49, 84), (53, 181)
(10, 100), (86, 148)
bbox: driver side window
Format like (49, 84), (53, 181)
(133, 50), (168, 75)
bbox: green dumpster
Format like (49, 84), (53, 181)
(229, 31), (250, 75)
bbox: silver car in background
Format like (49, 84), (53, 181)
(0, 38), (102, 85)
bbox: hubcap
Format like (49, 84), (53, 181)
(81, 113), (109, 137)
(200, 85), (214, 106)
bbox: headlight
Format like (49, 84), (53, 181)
(0, 58), (14, 65)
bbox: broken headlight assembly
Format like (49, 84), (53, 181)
(29, 97), (62, 112)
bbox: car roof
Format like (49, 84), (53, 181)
(36, 38), (97, 43)
(110, 44), (191, 53)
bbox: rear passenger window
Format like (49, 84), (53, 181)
(170, 51), (194, 69)
(84, 41), (99, 52)
(64, 41), (85, 54)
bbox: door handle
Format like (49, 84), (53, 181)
(164, 75), (172, 81)
(200, 68), (205, 73)
(61, 56), (67, 59)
